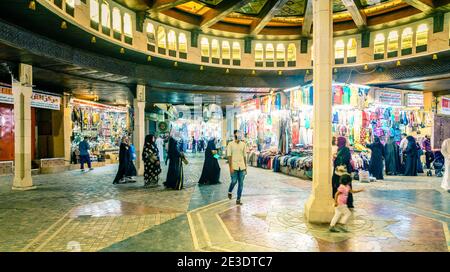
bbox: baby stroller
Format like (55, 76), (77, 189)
(427, 151), (444, 177)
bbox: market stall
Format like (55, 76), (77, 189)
(70, 98), (130, 165)
(238, 82), (432, 180)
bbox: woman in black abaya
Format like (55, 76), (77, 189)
(198, 138), (221, 185)
(113, 136), (136, 184)
(164, 137), (184, 190)
(384, 136), (400, 175)
(367, 136), (385, 180)
(404, 136), (418, 176)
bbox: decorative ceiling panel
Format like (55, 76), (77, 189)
(333, 0), (347, 12)
(275, 0), (306, 17)
(360, 0), (388, 7)
(237, 0), (269, 15)
(176, 1), (209, 15)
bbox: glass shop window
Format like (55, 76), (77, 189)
(276, 44), (285, 61)
(387, 31), (399, 57)
(232, 42), (241, 65)
(334, 40), (345, 64)
(347, 39), (357, 58)
(112, 8), (121, 33)
(201, 38), (210, 62)
(222, 41), (231, 59)
(178, 33), (187, 53)
(401, 27), (413, 55)
(168, 30), (177, 50)
(287, 43), (296, 62)
(123, 13), (132, 37)
(157, 26), (167, 55)
(101, 2), (110, 28)
(416, 24), (428, 53)
(146, 23), (155, 43)
(265, 44), (274, 61)
(255, 43), (263, 61)
(211, 39), (220, 58)
(374, 33), (385, 59)
(90, 0), (100, 23)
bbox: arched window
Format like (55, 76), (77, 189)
(222, 41), (231, 59)
(112, 7), (121, 33)
(265, 44), (274, 61)
(90, 0), (99, 23)
(347, 39), (357, 58)
(157, 26), (166, 49)
(387, 31), (398, 57)
(287, 43), (296, 62)
(374, 33), (385, 59)
(211, 39), (220, 59)
(123, 13), (132, 37)
(168, 30), (177, 51)
(255, 43), (263, 61)
(401, 27), (413, 55)
(146, 23), (155, 43)
(178, 33), (187, 53)
(335, 40), (345, 60)
(232, 42), (241, 60)
(276, 44), (285, 61)
(416, 24), (428, 52)
(201, 38), (209, 57)
(101, 1), (110, 28)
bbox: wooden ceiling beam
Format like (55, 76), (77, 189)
(301, 0), (313, 37)
(402, 0), (434, 12)
(341, 0), (367, 30)
(249, 0), (290, 36)
(199, 0), (253, 30)
(150, 0), (191, 13)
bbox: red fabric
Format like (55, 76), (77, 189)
(334, 86), (344, 105)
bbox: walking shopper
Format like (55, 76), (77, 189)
(198, 138), (221, 185)
(142, 134), (162, 188)
(422, 135), (434, 169)
(404, 136), (418, 176)
(227, 130), (248, 205)
(329, 174), (365, 233)
(155, 135), (165, 164)
(191, 136), (197, 154)
(332, 136), (354, 208)
(367, 136), (385, 180)
(79, 137), (93, 172)
(384, 136), (400, 175)
(164, 136), (185, 190)
(399, 133), (408, 171)
(441, 138), (450, 192)
(113, 136), (137, 184)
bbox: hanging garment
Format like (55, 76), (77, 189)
(343, 86), (351, 105)
(334, 85), (344, 105)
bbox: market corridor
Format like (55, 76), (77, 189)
(0, 155), (448, 252)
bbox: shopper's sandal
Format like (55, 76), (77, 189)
(236, 200), (242, 205)
(228, 193), (232, 200)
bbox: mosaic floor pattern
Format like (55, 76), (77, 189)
(0, 153), (448, 252)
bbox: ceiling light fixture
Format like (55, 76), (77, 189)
(432, 54), (438, 60)
(61, 21), (67, 29)
(91, 36), (96, 43)
(396, 60), (401, 66)
(28, 1), (36, 11)
(120, 48), (125, 54)
(364, 64), (368, 70)
(147, 55), (152, 61)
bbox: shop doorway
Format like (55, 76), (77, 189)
(35, 108), (53, 159)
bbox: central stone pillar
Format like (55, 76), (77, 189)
(63, 93), (72, 166)
(304, 0), (334, 223)
(12, 64), (35, 191)
(133, 84), (146, 176)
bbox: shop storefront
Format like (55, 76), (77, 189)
(0, 82), (63, 174)
(69, 98), (130, 166)
(237, 82), (432, 180)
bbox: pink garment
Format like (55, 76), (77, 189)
(337, 184), (351, 205)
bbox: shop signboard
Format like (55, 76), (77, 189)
(0, 84), (61, 110)
(405, 93), (424, 107)
(375, 90), (402, 106)
(241, 98), (260, 113)
(71, 98), (127, 112)
(157, 121), (169, 133)
(440, 97), (450, 115)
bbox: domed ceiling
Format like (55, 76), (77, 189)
(114, 0), (450, 37)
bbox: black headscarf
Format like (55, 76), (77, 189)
(167, 137), (180, 160)
(144, 134), (156, 147)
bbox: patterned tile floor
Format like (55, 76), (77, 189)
(0, 154), (448, 252)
